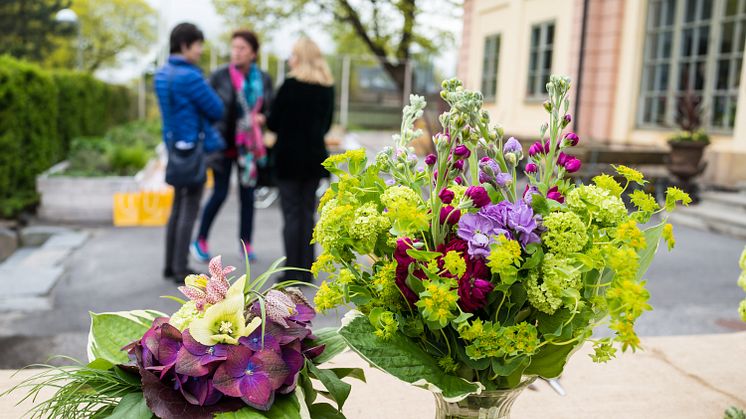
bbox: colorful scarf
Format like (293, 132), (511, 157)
(229, 63), (266, 187)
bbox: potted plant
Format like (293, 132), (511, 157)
(666, 91), (710, 201)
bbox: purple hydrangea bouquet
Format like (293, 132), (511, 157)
(312, 76), (690, 416)
(6, 256), (359, 418)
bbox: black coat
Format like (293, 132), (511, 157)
(267, 77), (334, 180)
(209, 65), (273, 156)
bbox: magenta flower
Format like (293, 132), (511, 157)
(394, 238), (422, 305)
(528, 141), (544, 157)
(453, 159), (465, 171)
(458, 277), (494, 313)
(453, 145), (471, 159)
(547, 186), (565, 203)
(564, 132), (580, 147)
(562, 114), (572, 127)
(175, 329), (228, 377)
(557, 152), (569, 166)
(525, 163), (538, 174)
(438, 188), (455, 204)
(213, 346), (290, 411)
(440, 205), (461, 224)
(425, 154), (437, 166)
(141, 319), (183, 379)
(454, 176), (464, 185)
(465, 185), (490, 208)
(564, 157), (582, 173)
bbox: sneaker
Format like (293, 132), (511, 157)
(191, 238), (210, 263)
(240, 243), (257, 263)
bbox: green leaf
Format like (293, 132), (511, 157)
(636, 222), (666, 281)
(490, 356), (527, 377)
(529, 193), (550, 216)
(405, 273), (425, 295)
(214, 393), (301, 418)
(348, 285), (372, 306)
(308, 403), (347, 419)
(88, 310), (166, 364)
(535, 309), (573, 338)
(307, 328), (348, 365)
(338, 313), (482, 400)
(107, 392), (152, 419)
(405, 249), (442, 261)
(87, 358), (114, 371)
(306, 362), (352, 411)
(524, 342), (581, 378)
(328, 367), (366, 382)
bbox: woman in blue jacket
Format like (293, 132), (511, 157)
(154, 23), (224, 281)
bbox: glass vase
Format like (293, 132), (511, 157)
(433, 376), (536, 419)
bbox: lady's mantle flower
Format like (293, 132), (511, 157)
(442, 250), (467, 278)
(664, 186), (692, 211)
(542, 211), (588, 255)
(613, 164), (646, 185)
(615, 220), (646, 250)
(592, 174), (623, 197)
(739, 300), (746, 322)
(189, 295), (262, 346)
(416, 280), (459, 327)
(464, 321), (539, 360)
(314, 281), (345, 313)
(486, 235), (522, 274)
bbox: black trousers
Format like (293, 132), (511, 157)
(197, 155), (255, 245)
(278, 178), (320, 282)
(165, 183), (204, 277)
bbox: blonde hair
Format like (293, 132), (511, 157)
(288, 37), (334, 87)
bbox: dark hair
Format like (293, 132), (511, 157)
(169, 23), (204, 54)
(231, 29), (260, 55)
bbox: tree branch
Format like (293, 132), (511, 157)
(336, 0), (389, 59)
(396, 0), (416, 61)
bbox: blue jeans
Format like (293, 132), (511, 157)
(197, 155), (255, 245)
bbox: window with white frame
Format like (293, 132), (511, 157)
(639, 0), (746, 130)
(527, 22), (555, 99)
(481, 34), (501, 102)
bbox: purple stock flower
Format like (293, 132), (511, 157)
(495, 173), (512, 188)
(543, 140), (551, 154)
(457, 212), (499, 258)
(525, 163), (538, 174)
(453, 145), (471, 159)
(439, 188), (455, 204)
(503, 137), (522, 156)
(564, 157), (582, 173)
(465, 186), (490, 208)
(523, 184), (539, 204)
(507, 200), (541, 247)
(478, 158), (500, 184)
(425, 154), (437, 166)
(175, 329), (228, 377)
(213, 346), (290, 411)
(453, 159), (465, 171)
(385, 178), (396, 186)
(454, 176), (464, 185)
(562, 114), (572, 127)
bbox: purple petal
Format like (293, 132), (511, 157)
(239, 373), (274, 411)
(175, 347), (211, 377)
(182, 329), (208, 355)
(302, 343), (325, 360)
(251, 350), (290, 390)
(278, 348), (304, 393)
(213, 364), (243, 398)
(290, 303), (316, 323)
(222, 346), (254, 378)
(240, 331), (281, 353)
(181, 375), (220, 406)
(158, 324), (183, 365)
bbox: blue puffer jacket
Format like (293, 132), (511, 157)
(154, 56), (225, 152)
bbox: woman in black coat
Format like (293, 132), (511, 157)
(267, 37), (334, 282)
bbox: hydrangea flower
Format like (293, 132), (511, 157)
(213, 347), (290, 411)
(542, 211), (588, 255)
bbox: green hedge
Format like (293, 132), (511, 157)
(0, 55), (135, 217)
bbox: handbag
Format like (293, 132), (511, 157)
(164, 68), (207, 188)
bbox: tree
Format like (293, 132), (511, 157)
(212, 0), (460, 94)
(0, 0), (72, 62)
(47, 0), (157, 72)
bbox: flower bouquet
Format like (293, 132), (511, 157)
(5, 256), (361, 418)
(312, 76), (690, 416)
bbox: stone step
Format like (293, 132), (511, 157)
(669, 201), (746, 240)
(699, 191), (746, 211)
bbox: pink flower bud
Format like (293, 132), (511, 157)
(425, 154), (437, 166)
(525, 163), (538, 174)
(453, 145), (471, 159)
(438, 188), (455, 204)
(440, 205), (461, 224)
(557, 152), (570, 166)
(564, 132), (580, 146)
(564, 157), (582, 173)
(547, 186), (565, 203)
(464, 186), (490, 208)
(453, 159), (465, 171)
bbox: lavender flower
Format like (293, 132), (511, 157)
(457, 212), (499, 258)
(503, 137), (522, 159)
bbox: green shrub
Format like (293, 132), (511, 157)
(0, 55), (135, 217)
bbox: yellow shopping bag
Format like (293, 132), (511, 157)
(205, 168), (214, 189)
(113, 192), (141, 227)
(139, 188), (174, 226)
